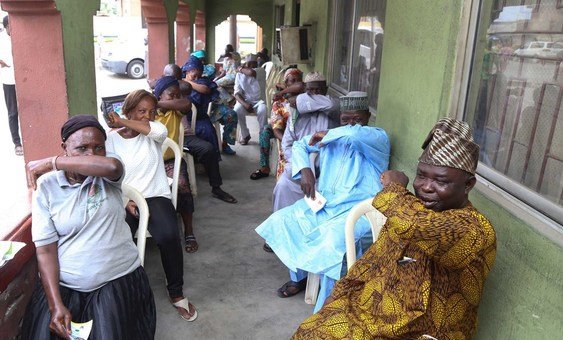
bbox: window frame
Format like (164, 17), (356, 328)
(327, 0), (382, 118)
(453, 0), (563, 241)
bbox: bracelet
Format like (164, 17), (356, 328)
(51, 155), (59, 171)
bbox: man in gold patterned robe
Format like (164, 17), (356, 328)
(293, 118), (497, 340)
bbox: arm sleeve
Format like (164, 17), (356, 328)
(233, 73), (244, 96)
(372, 183), (485, 267)
(291, 134), (320, 179)
(321, 125), (390, 169)
(147, 121), (168, 144)
(31, 180), (59, 247)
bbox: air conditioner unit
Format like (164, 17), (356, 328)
(280, 25), (314, 65)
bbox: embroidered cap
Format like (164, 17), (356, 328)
(340, 91), (369, 111)
(245, 53), (258, 62)
(304, 71), (326, 83)
(419, 118), (480, 174)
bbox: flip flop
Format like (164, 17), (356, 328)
(184, 235), (199, 253)
(172, 298), (198, 322)
(250, 169), (269, 180)
(222, 144), (236, 155)
(212, 190), (238, 204)
(277, 279), (307, 298)
(239, 135), (251, 145)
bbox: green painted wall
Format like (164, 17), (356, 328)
(205, 0), (274, 63)
(370, 1), (563, 338)
(297, 0), (330, 74)
(56, 0), (99, 117)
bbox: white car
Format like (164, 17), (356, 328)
(514, 41), (563, 59)
(101, 31), (147, 79)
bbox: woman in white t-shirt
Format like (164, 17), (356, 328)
(23, 115), (155, 339)
(105, 89), (198, 322)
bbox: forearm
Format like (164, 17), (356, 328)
(36, 244), (64, 311)
(119, 118), (152, 136)
(55, 155), (123, 181)
(234, 94), (248, 106)
(158, 98), (192, 112)
(188, 81), (211, 94)
(278, 82), (304, 96)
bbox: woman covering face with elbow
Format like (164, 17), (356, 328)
(104, 89), (198, 322)
(23, 114), (156, 339)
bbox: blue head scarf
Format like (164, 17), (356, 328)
(191, 50), (206, 59)
(153, 76), (179, 98)
(181, 55), (204, 78)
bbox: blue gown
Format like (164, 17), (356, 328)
(256, 124), (390, 311)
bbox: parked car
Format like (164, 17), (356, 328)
(514, 41), (563, 59)
(101, 30), (147, 79)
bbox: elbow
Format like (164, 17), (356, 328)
(107, 158), (124, 180)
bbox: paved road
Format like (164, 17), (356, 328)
(0, 65), (146, 236)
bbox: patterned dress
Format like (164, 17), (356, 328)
(257, 97), (292, 177)
(293, 183), (497, 340)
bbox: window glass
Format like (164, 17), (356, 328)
(465, 0), (563, 218)
(330, 0), (354, 90)
(330, 0), (386, 109)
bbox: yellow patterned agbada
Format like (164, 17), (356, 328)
(293, 183), (496, 340)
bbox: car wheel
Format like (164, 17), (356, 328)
(127, 60), (145, 79)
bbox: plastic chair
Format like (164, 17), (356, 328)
(344, 198), (387, 270)
(178, 105), (198, 197)
(161, 137), (181, 209)
(269, 138), (281, 175)
(122, 183), (149, 266)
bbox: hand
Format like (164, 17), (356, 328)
(243, 102), (254, 113)
(126, 200), (139, 218)
(288, 96), (297, 108)
(26, 156), (58, 190)
(273, 92), (283, 101)
(300, 168), (316, 199)
(106, 111), (124, 129)
(49, 304), (72, 339)
(380, 170), (409, 187)
(309, 131), (328, 146)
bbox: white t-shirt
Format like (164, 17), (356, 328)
(0, 32), (15, 85)
(105, 121), (171, 199)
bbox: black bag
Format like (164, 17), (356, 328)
(100, 93), (128, 126)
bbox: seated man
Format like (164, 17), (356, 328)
(292, 118), (497, 340)
(272, 72), (340, 212)
(256, 92), (391, 312)
(233, 54), (267, 145)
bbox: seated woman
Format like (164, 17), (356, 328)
(23, 115), (156, 339)
(250, 67), (305, 180)
(214, 51), (237, 88)
(105, 90), (198, 322)
(153, 76), (199, 253)
(183, 55), (238, 155)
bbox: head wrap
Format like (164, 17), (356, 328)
(304, 71), (326, 83)
(61, 114), (106, 142)
(153, 76), (179, 98)
(181, 55), (204, 78)
(203, 64), (216, 78)
(419, 117), (480, 174)
(340, 91), (369, 111)
(284, 68), (303, 81)
(191, 50), (206, 59)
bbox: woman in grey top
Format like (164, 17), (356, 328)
(22, 115), (155, 340)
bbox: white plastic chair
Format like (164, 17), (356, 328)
(345, 198), (387, 270)
(161, 137), (181, 209)
(122, 183), (149, 266)
(178, 105), (197, 197)
(269, 138), (281, 175)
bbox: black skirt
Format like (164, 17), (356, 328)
(22, 266), (156, 340)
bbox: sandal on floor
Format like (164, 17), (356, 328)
(239, 135), (251, 145)
(250, 170), (269, 180)
(277, 279), (307, 298)
(172, 298), (198, 322)
(184, 235), (199, 253)
(222, 144), (236, 155)
(212, 189), (238, 204)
